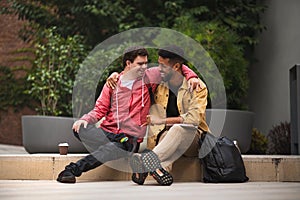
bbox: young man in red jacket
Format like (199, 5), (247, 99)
(57, 46), (199, 184)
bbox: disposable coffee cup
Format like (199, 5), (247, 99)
(58, 142), (69, 155)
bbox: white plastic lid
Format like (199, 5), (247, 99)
(58, 142), (69, 146)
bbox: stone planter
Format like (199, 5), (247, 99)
(22, 115), (87, 153)
(205, 109), (255, 153)
(22, 110), (254, 154)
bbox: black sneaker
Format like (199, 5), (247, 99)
(141, 150), (173, 186)
(56, 169), (76, 183)
(130, 153), (148, 185)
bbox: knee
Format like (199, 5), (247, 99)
(73, 131), (81, 141)
(163, 125), (184, 141)
(168, 124), (197, 140)
(73, 126), (95, 143)
(168, 124), (184, 134)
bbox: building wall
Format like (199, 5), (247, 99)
(249, 0), (300, 135)
(0, 2), (36, 145)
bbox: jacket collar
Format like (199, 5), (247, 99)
(161, 76), (188, 92)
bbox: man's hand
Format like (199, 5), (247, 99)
(187, 77), (202, 93)
(106, 72), (119, 89)
(141, 115), (165, 127)
(72, 119), (88, 133)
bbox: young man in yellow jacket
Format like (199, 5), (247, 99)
(134, 45), (209, 185)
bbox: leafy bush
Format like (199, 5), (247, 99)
(2, 0), (267, 110)
(266, 122), (291, 155)
(2, 0), (266, 48)
(0, 66), (30, 111)
(25, 27), (88, 116)
(247, 128), (268, 154)
(173, 19), (249, 109)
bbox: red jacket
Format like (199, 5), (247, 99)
(81, 66), (196, 142)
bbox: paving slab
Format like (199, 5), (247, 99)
(0, 144), (28, 154)
(0, 180), (299, 200)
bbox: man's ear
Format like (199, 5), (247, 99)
(173, 63), (181, 71)
(125, 60), (131, 68)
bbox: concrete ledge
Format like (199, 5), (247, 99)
(243, 155), (300, 182)
(0, 154), (299, 182)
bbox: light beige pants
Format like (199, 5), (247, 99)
(152, 124), (201, 171)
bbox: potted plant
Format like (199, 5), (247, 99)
(22, 27), (88, 153)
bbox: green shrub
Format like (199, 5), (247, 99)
(25, 27), (88, 116)
(266, 122), (291, 155)
(2, 0), (267, 111)
(247, 128), (268, 154)
(0, 66), (30, 112)
(173, 19), (249, 109)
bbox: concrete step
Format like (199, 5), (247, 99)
(0, 154), (299, 182)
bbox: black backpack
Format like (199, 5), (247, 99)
(198, 132), (249, 183)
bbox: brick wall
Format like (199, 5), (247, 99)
(0, 4), (36, 146)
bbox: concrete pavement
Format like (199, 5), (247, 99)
(0, 144), (28, 154)
(1, 144), (300, 200)
(0, 180), (300, 200)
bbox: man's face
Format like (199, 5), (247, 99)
(128, 55), (148, 78)
(158, 56), (174, 82)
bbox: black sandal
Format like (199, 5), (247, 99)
(141, 150), (173, 186)
(130, 153), (148, 185)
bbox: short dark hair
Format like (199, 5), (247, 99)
(122, 46), (148, 68)
(158, 45), (186, 65)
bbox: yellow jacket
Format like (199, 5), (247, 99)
(147, 77), (209, 149)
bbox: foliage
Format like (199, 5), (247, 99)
(0, 66), (30, 111)
(1, 0), (266, 47)
(1, 0), (267, 110)
(25, 27), (88, 116)
(266, 122), (291, 155)
(191, 0), (267, 47)
(247, 128), (268, 154)
(173, 19), (249, 109)
(1, 0), (150, 46)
